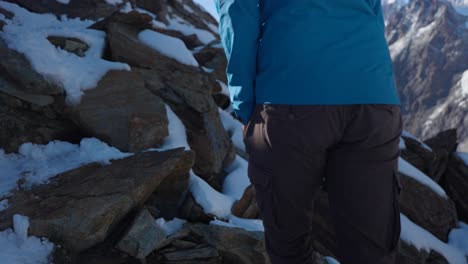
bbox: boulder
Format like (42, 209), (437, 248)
(47, 36), (89, 57)
(398, 171), (458, 241)
(65, 70), (169, 153)
(441, 154), (468, 223)
(231, 185), (260, 219)
(105, 14), (235, 183)
(0, 92), (80, 153)
(116, 208), (168, 259)
(179, 193), (214, 224)
(400, 135), (446, 182)
(0, 38), (63, 96)
(0, 148), (195, 251)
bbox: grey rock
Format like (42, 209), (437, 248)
(65, 70), (169, 153)
(0, 148), (195, 251)
(163, 247), (219, 261)
(47, 36), (89, 57)
(116, 208), (167, 259)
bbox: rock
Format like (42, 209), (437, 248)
(401, 135), (446, 182)
(116, 208), (167, 259)
(399, 171), (458, 242)
(424, 129), (459, 154)
(4, 0), (125, 20)
(65, 70), (169, 153)
(163, 247), (220, 261)
(145, 155), (193, 219)
(0, 92), (80, 153)
(0, 76), (55, 106)
(0, 148), (195, 251)
(231, 185), (260, 219)
(193, 46), (227, 84)
(47, 36), (89, 57)
(0, 38), (63, 96)
(105, 14), (235, 183)
(441, 154), (468, 222)
(399, 241), (449, 264)
(179, 193), (214, 224)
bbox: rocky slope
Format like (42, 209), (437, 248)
(383, 0), (468, 152)
(0, 0), (467, 264)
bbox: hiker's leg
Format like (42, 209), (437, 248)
(244, 104), (344, 264)
(325, 104), (403, 264)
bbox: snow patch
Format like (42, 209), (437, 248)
(456, 152), (468, 166)
(218, 108), (244, 152)
(165, 14), (216, 45)
(105, 0), (124, 5)
(210, 215), (264, 232)
(401, 130), (432, 151)
(401, 214), (467, 264)
(138, 29), (199, 67)
(55, 0), (70, 4)
(222, 156), (250, 200)
(155, 217), (187, 236)
(0, 215), (54, 264)
(0, 199), (9, 211)
(0, 2), (130, 105)
(449, 222), (468, 257)
(0, 138), (130, 197)
(460, 70), (468, 97)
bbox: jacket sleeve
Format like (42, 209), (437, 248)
(214, 0), (260, 125)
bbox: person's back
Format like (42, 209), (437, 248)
(215, 1), (403, 263)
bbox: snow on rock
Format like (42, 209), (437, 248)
(193, 0), (219, 20)
(55, 0), (70, 4)
(383, 0), (410, 6)
(0, 1), (130, 105)
(398, 157), (448, 198)
(165, 13), (216, 45)
(461, 70), (468, 97)
(105, 0), (124, 5)
(210, 215), (264, 232)
(0, 138), (131, 197)
(218, 108), (244, 152)
(0, 215), (54, 264)
(222, 156), (250, 200)
(449, 222), (468, 257)
(189, 170), (236, 219)
(401, 214), (467, 264)
(138, 29), (199, 67)
(0, 199), (9, 211)
(155, 217), (187, 236)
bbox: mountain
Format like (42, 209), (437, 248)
(383, 0), (468, 151)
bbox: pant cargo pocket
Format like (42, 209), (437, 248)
(247, 160), (274, 223)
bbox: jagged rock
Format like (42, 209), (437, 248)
(399, 171), (458, 242)
(179, 193), (214, 224)
(0, 148), (195, 251)
(400, 135), (446, 182)
(145, 156), (193, 219)
(0, 92), (80, 153)
(47, 36), (89, 57)
(65, 70), (169, 152)
(4, 0), (125, 20)
(231, 185), (260, 219)
(116, 208), (168, 259)
(441, 154), (468, 222)
(424, 129), (459, 154)
(0, 76), (55, 106)
(193, 46), (227, 84)
(105, 13), (235, 183)
(0, 38), (63, 96)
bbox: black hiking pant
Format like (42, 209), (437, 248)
(243, 103), (403, 264)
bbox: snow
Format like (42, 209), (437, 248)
(55, 0), (70, 4)
(105, 0), (124, 5)
(192, 0), (219, 21)
(0, 2), (131, 105)
(401, 130), (432, 151)
(189, 170), (236, 219)
(155, 217), (187, 236)
(0, 215), (54, 264)
(210, 215), (264, 232)
(222, 156), (250, 200)
(165, 14), (216, 45)
(0, 199), (9, 211)
(399, 137), (407, 149)
(456, 152), (468, 165)
(401, 214), (467, 264)
(449, 222), (468, 257)
(0, 138), (130, 197)
(324, 257), (341, 264)
(218, 108), (244, 152)
(383, 0), (410, 6)
(138, 29), (199, 67)
(216, 80), (230, 96)
(119, 2), (133, 13)
(398, 157), (448, 198)
(460, 70), (468, 97)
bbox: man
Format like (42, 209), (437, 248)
(214, 0), (403, 263)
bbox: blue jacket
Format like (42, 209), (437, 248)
(214, 0), (401, 125)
